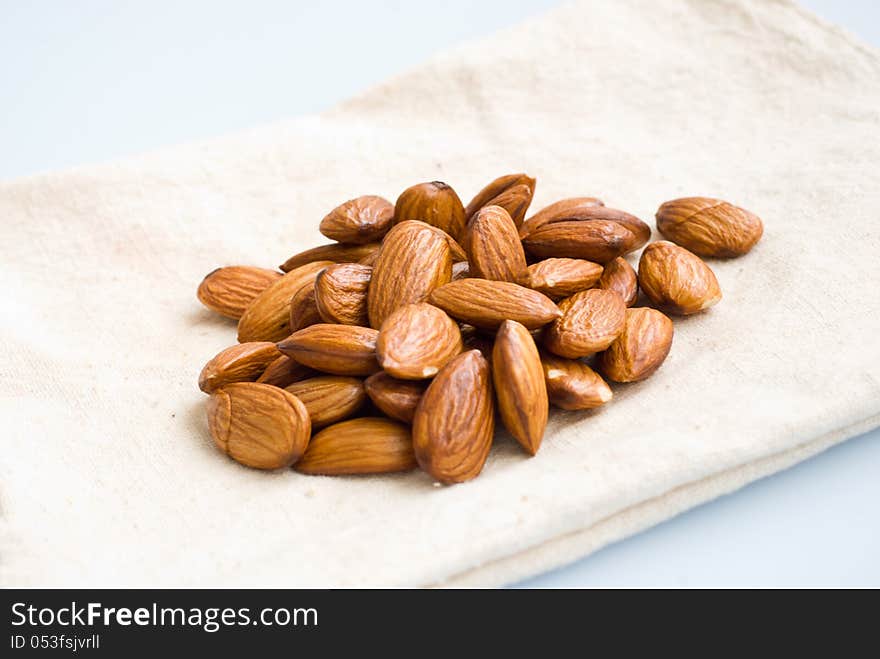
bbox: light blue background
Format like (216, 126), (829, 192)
(2, 1), (877, 586)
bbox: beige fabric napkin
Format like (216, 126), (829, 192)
(2, 0), (879, 587)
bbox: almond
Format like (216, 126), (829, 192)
(319, 195), (394, 244)
(207, 382), (310, 470)
(597, 257), (638, 307)
(377, 303), (462, 380)
(198, 342), (281, 394)
(543, 288), (626, 358)
(289, 280), (322, 332)
(520, 196), (605, 236)
(197, 266), (282, 320)
(464, 205), (529, 284)
(285, 376), (365, 428)
(638, 241), (722, 315)
(294, 417), (416, 475)
(429, 279), (561, 330)
(464, 173), (536, 226)
(521, 219), (639, 263)
(520, 203), (649, 248)
(237, 261), (333, 342)
(599, 307), (674, 382)
(393, 181), (467, 240)
(540, 352), (613, 410)
(364, 372), (426, 423)
(367, 220), (452, 329)
(527, 258), (603, 300)
(412, 350), (494, 484)
(314, 263), (371, 326)
(277, 324), (380, 376)
(279, 243), (379, 272)
(493, 320), (548, 455)
(256, 355), (316, 388)
(656, 197), (763, 257)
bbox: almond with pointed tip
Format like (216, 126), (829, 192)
(520, 196), (605, 237)
(197, 266), (282, 320)
(277, 323), (380, 376)
(464, 173), (536, 226)
(256, 355), (316, 388)
(656, 197), (763, 257)
(376, 303), (462, 380)
(540, 353), (613, 410)
(319, 195), (394, 244)
(199, 342), (281, 394)
(429, 278), (560, 330)
(597, 257), (638, 307)
(285, 376), (365, 428)
(364, 372), (426, 423)
(543, 288), (626, 358)
(314, 263), (371, 326)
(279, 243), (379, 273)
(520, 203), (649, 247)
(599, 307), (674, 382)
(521, 219), (638, 263)
(294, 417), (416, 475)
(638, 241), (722, 315)
(527, 257), (603, 300)
(393, 181), (467, 240)
(464, 205), (529, 284)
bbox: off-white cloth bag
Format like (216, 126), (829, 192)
(2, 0), (878, 586)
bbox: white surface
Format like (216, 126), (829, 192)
(1, 0), (877, 587)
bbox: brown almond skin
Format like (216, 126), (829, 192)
(527, 258), (603, 300)
(364, 372), (426, 423)
(199, 342), (281, 394)
(289, 280), (322, 332)
(197, 266), (282, 320)
(656, 197), (763, 258)
(277, 324), (380, 376)
(429, 279), (561, 330)
(493, 321), (548, 456)
(412, 350), (495, 484)
(521, 219), (638, 263)
(638, 241), (722, 315)
(543, 288), (626, 358)
(314, 263), (371, 326)
(540, 353), (613, 410)
(520, 197), (605, 236)
(597, 257), (638, 307)
(279, 243), (379, 273)
(256, 355), (316, 388)
(207, 382), (310, 470)
(377, 303), (462, 380)
(285, 376), (365, 428)
(319, 195), (394, 244)
(294, 417), (416, 475)
(367, 220), (452, 329)
(599, 307), (674, 382)
(237, 261), (333, 343)
(464, 173), (536, 226)
(465, 205), (529, 284)
(393, 181), (467, 241)
(521, 203), (649, 248)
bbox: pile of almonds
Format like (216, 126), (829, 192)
(197, 175), (762, 484)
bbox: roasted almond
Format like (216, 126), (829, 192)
(256, 355), (316, 388)
(197, 266), (282, 320)
(367, 220), (452, 329)
(237, 261), (333, 342)
(520, 197), (605, 236)
(319, 195), (394, 244)
(393, 181), (467, 240)
(285, 376), (366, 428)
(429, 279), (561, 330)
(207, 382), (310, 470)
(597, 257), (638, 307)
(289, 280), (322, 332)
(294, 417), (416, 475)
(198, 342), (281, 394)
(521, 203), (649, 247)
(638, 241), (722, 315)
(464, 173), (536, 226)
(279, 243), (379, 272)
(527, 258), (603, 299)
(412, 350), (494, 484)
(277, 324), (380, 376)
(364, 372), (426, 423)
(521, 219), (638, 263)
(314, 263), (372, 326)
(656, 197), (763, 257)
(543, 288), (626, 358)
(464, 205), (528, 284)
(540, 353), (613, 410)
(377, 303), (462, 380)
(493, 320), (548, 455)
(599, 307), (674, 382)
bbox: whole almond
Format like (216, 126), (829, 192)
(237, 261), (333, 342)
(412, 350), (494, 484)
(294, 417), (416, 475)
(527, 257), (603, 300)
(393, 181), (467, 240)
(377, 303), (462, 380)
(319, 195), (394, 244)
(364, 372), (426, 423)
(285, 376), (366, 428)
(464, 173), (536, 226)
(197, 266), (282, 320)
(367, 220), (452, 329)
(656, 197), (763, 257)
(540, 352), (613, 410)
(429, 279), (561, 330)
(289, 280), (322, 332)
(279, 243), (379, 273)
(207, 382), (310, 470)
(464, 205), (529, 284)
(521, 219), (638, 263)
(638, 241), (722, 315)
(199, 342), (281, 394)
(256, 355), (316, 388)
(599, 307), (674, 382)
(277, 323), (380, 376)
(543, 288), (626, 358)
(493, 320), (548, 455)
(597, 257), (638, 307)
(521, 204), (650, 249)
(520, 196), (605, 236)
(314, 263), (372, 326)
